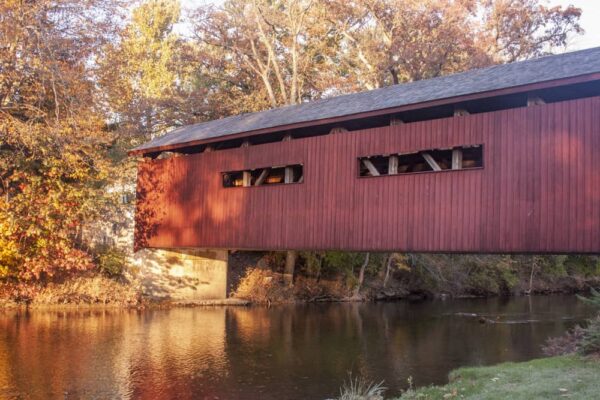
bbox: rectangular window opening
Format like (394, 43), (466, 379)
(222, 164), (304, 188)
(358, 145), (482, 177)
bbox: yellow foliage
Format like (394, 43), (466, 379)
(0, 222), (19, 278)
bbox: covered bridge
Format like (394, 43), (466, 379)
(132, 47), (600, 258)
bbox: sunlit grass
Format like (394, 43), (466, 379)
(397, 356), (600, 400)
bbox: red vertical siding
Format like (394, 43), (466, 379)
(136, 96), (600, 253)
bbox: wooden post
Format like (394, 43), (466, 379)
(282, 134), (292, 141)
(284, 166), (294, 183)
(527, 94), (545, 106)
(242, 171), (252, 187)
(362, 159), (380, 176)
(284, 250), (297, 286)
(454, 107), (469, 116)
(241, 140), (251, 148)
(390, 117), (404, 126)
(421, 152), (442, 171)
(330, 126), (348, 134)
(452, 148), (463, 170)
(389, 155), (399, 175)
(254, 169), (269, 186)
(204, 145), (214, 153)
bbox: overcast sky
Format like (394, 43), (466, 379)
(181, 0), (600, 52)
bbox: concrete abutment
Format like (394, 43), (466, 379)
(133, 248), (229, 301)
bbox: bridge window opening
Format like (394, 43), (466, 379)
(359, 145), (482, 177)
(222, 164), (304, 188)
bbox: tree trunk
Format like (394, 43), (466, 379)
(353, 252), (370, 297)
(383, 254), (393, 288)
(284, 250), (297, 287)
(527, 258), (538, 295)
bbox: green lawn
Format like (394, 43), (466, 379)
(398, 356), (600, 400)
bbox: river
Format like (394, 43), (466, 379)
(0, 295), (594, 399)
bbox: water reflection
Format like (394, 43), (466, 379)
(0, 296), (593, 399)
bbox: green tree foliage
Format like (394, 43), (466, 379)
(100, 0), (205, 147)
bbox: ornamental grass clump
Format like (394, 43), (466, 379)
(337, 376), (386, 400)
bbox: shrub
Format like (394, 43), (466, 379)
(580, 316), (600, 356)
(96, 246), (128, 277)
(565, 256), (600, 277)
(542, 325), (585, 356)
(544, 288), (600, 357)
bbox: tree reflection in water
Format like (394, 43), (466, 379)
(0, 296), (594, 399)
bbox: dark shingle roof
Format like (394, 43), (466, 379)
(133, 47), (600, 154)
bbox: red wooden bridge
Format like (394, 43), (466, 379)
(132, 48), (600, 254)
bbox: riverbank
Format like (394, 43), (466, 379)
(229, 253), (600, 304)
(0, 274), (142, 308)
(1, 253), (598, 308)
(397, 356), (600, 400)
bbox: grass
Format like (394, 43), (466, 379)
(398, 356), (600, 400)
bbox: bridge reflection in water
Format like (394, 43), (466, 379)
(0, 296), (593, 399)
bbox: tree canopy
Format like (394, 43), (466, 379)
(0, 0), (583, 282)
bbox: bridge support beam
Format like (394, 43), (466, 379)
(133, 248), (229, 302)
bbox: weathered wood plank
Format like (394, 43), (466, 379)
(242, 171), (252, 187)
(254, 169), (269, 186)
(452, 149), (463, 170)
(362, 159), (380, 176)
(330, 127), (348, 134)
(284, 166), (294, 183)
(527, 94), (545, 106)
(389, 155), (399, 174)
(421, 152), (442, 171)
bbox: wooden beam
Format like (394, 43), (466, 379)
(297, 175), (304, 183)
(282, 134), (292, 141)
(284, 166), (294, 183)
(527, 94), (545, 106)
(204, 145), (213, 153)
(362, 159), (380, 176)
(254, 169), (269, 186)
(389, 155), (399, 175)
(241, 140), (251, 147)
(330, 126), (348, 134)
(242, 171), (252, 187)
(421, 152), (442, 171)
(452, 148), (463, 170)
(454, 107), (469, 116)
(390, 117), (404, 126)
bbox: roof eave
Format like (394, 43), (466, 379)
(128, 71), (600, 157)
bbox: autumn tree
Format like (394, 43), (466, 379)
(100, 0), (206, 148)
(327, 0), (583, 90)
(0, 0), (124, 281)
(187, 0), (581, 108)
(189, 0), (346, 115)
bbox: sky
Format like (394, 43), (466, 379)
(181, 0), (600, 52)
(549, 0), (600, 50)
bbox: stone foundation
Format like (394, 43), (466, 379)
(133, 248), (229, 301)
